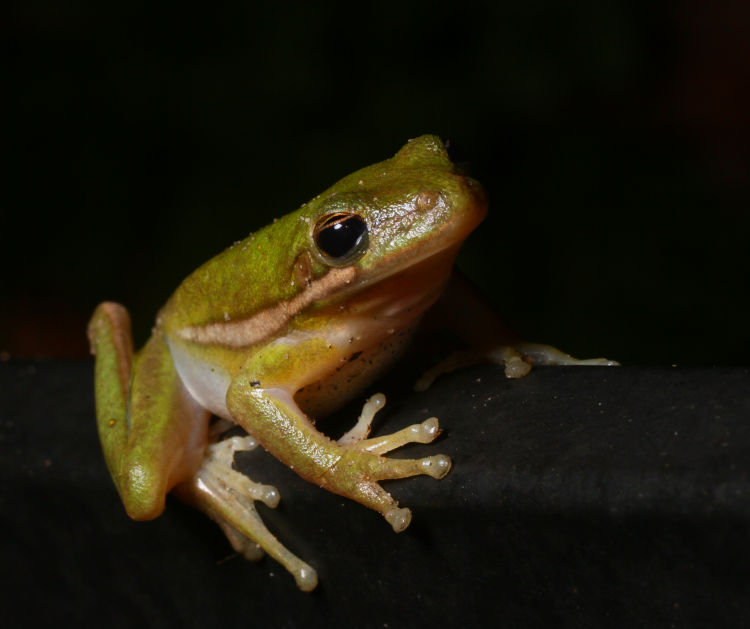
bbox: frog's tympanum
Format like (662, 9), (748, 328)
(88, 135), (615, 590)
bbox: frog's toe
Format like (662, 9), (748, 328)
(376, 450), (453, 489)
(413, 416), (440, 442)
(338, 393), (386, 444)
(330, 447), (452, 533)
(216, 518), (265, 561)
(419, 453), (452, 479)
(217, 436), (281, 507)
(355, 416), (444, 455)
(257, 484), (281, 508)
(503, 353), (532, 378)
(574, 357), (620, 366)
(295, 564), (319, 592)
(234, 472), (281, 508)
(385, 506), (412, 532)
(373, 452), (453, 481)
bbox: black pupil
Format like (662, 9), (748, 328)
(316, 215), (367, 259)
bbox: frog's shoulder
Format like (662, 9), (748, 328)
(160, 210), (314, 330)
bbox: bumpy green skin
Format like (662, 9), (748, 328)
(88, 135), (488, 588)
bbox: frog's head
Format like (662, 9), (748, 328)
(306, 135), (487, 290)
(165, 135), (487, 349)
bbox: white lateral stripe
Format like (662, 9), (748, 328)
(177, 266), (356, 347)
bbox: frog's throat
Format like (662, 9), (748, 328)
(176, 266), (357, 348)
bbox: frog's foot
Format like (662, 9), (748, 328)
(175, 435), (318, 591)
(333, 393), (451, 532)
(415, 343), (619, 390)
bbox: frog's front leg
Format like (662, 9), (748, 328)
(226, 352), (451, 533)
(414, 342), (619, 390)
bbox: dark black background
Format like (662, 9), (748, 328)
(4, 2), (749, 364)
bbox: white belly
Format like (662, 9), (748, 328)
(166, 338), (233, 420)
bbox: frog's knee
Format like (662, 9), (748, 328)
(118, 463), (167, 521)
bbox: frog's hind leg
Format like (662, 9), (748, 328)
(88, 302), (134, 479)
(89, 302), (211, 521)
(174, 435), (318, 592)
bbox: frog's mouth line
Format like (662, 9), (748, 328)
(176, 265), (357, 348)
(176, 194), (485, 350)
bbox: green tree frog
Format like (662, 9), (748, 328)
(88, 135), (615, 591)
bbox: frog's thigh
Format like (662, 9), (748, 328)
(225, 360), (450, 532)
(89, 303), (209, 520)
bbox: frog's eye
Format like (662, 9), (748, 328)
(313, 213), (369, 267)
